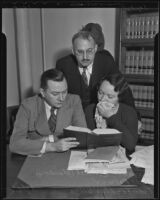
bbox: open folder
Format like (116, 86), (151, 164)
(62, 126), (122, 149)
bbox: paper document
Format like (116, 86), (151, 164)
(65, 126), (91, 133)
(67, 150), (87, 170)
(67, 146), (130, 174)
(85, 162), (127, 174)
(130, 145), (154, 168)
(130, 145), (154, 185)
(141, 167), (154, 185)
(84, 146), (130, 174)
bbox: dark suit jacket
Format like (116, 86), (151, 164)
(56, 50), (136, 110)
(9, 94), (87, 155)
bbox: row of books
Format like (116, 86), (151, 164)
(124, 50), (154, 75)
(125, 15), (159, 39)
(129, 84), (154, 108)
(140, 117), (154, 140)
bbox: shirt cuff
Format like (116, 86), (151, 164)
(48, 135), (54, 142)
(40, 141), (47, 154)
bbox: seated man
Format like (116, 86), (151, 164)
(9, 69), (87, 155)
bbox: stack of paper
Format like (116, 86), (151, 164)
(67, 146), (131, 175)
(130, 145), (154, 185)
(84, 146), (130, 174)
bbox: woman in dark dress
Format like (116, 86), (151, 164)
(85, 73), (138, 155)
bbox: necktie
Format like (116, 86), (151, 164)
(48, 107), (57, 133)
(82, 67), (88, 86)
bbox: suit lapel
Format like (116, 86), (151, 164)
(55, 95), (72, 136)
(90, 62), (98, 88)
(35, 96), (51, 136)
(90, 55), (102, 88)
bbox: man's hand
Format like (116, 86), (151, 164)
(46, 137), (79, 152)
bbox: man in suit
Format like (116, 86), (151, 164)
(56, 30), (136, 112)
(9, 69), (87, 156)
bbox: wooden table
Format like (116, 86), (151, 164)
(5, 146), (154, 199)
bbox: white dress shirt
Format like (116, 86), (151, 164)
(40, 102), (57, 154)
(78, 63), (93, 85)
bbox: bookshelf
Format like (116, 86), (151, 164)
(119, 8), (159, 145)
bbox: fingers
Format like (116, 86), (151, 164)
(63, 137), (77, 141)
(61, 137), (80, 148)
(53, 139), (79, 152)
(99, 101), (114, 109)
(68, 142), (80, 148)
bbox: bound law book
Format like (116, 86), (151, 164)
(63, 126), (122, 149)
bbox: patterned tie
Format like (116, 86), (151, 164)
(82, 67), (88, 86)
(48, 107), (57, 133)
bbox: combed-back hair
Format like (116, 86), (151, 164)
(40, 68), (65, 89)
(72, 30), (95, 45)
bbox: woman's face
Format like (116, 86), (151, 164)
(98, 80), (119, 105)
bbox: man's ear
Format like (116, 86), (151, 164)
(40, 88), (45, 97)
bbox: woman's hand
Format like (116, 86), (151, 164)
(97, 101), (117, 118)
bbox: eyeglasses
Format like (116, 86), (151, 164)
(75, 48), (95, 57)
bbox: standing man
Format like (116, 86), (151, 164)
(56, 30), (136, 111)
(9, 69), (87, 155)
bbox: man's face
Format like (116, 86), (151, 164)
(73, 37), (97, 68)
(41, 79), (68, 108)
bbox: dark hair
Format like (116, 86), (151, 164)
(98, 73), (129, 99)
(40, 69), (65, 89)
(81, 23), (105, 51)
(72, 30), (95, 45)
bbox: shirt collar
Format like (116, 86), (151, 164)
(79, 63), (93, 75)
(44, 101), (57, 116)
(44, 101), (51, 110)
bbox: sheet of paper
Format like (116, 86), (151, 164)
(130, 145), (154, 168)
(130, 145), (154, 185)
(141, 167), (154, 185)
(67, 150), (87, 170)
(85, 162), (127, 174)
(65, 126), (91, 133)
(93, 128), (121, 135)
(85, 146), (130, 174)
(85, 146), (130, 165)
(28, 154), (42, 157)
